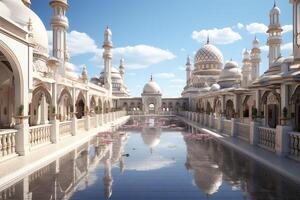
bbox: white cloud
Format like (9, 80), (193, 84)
(192, 27), (242, 45)
(246, 23), (268, 34)
(180, 48), (186, 52)
(282, 42), (292, 51)
(48, 30), (176, 70)
(260, 45), (269, 51)
(170, 78), (185, 83)
(154, 73), (175, 79)
(282, 25), (293, 34)
(178, 66), (186, 71)
(260, 43), (292, 52)
(125, 155), (175, 171)
(47, 30), (100, 57)
(237, 23), (244, 29)
(111, 45), (176, 70)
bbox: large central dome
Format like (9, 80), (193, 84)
(194, 41), (223, 75)
(143, 76), (161, 95)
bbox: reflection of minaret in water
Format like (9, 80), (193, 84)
(103, 158), (113, 199)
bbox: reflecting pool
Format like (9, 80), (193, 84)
(1, 117), (300, 200)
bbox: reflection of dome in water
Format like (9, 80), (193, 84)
(185, 138), (223, 195)
(194, 166), (223, 195)
(141, 127), (161, 148)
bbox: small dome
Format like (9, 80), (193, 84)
(243, 49), (250, 61)
(218, 60), (242, 88)
(270, 3), (280, 15)
(143, 76), (161, 94)
(252, 36), (260, 49)
(210, 83), (220, 91)
(1, 0), (49, 55)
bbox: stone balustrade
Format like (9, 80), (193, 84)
(77, 119), (85, 132)
(257, 126), (276, 151)
(0, 111), (127, 161)
(289, 132), (300, 160)
(235, 122), (250, 141)
(0, 130), (17, 159)
(29, 124), (52, 148)
(223, 119), (232, 135)
(59, 121), (72, 137)
(90, 117), (97, 129)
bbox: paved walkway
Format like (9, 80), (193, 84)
(0, 116), (130, 190)
(179, 116), (300, 185)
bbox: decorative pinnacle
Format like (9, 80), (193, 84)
(150, 74), (153, 81)
(273, 0), (276, 7)
(206, 35), (210, 44)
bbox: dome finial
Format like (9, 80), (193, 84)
(150, 74), (153, 81)
(274, 0), (276, 7)
(206, 35), (210, 44)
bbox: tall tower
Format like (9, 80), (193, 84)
(119, 58), (125, 80)
(242, 49), (251, 87)
(186, 56), (192, 86)
(50, 0), (69, 74)
(250, 36), (261, 80)
(267, 1), (282, 65)
(290, 0), (300, 61)
(103, 27), (113, 96)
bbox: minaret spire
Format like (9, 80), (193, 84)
(150, 74), (153, 81)
(206, 35), (210, 44)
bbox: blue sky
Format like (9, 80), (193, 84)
(32, 0), (293, 97)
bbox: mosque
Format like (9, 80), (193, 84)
(0, 0), (300, 162)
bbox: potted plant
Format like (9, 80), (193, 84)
(281, 107), (288, 125)
(15, 105), (30, 124)
(252, 108), (257, 121)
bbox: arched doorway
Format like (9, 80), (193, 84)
(214, 98), (222, 117)
(206, 101), (212, 114)
(262, 91), (280, 128)
(90, 96), (96, 114)
(225, 100), (235, 120)
(30, 86), (52, 126)
(149, 103), (155, 114)
(76, 92), (85, 119)
(57, 88), (73, 121)
(292, 85), (300, 131)
(0, 47), (23, 128)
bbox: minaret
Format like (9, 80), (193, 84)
(186, 56), (192, 86)
(267, 1), (282, 65)
(242, 49), (251, 87)
(119, 58), (125, 80)
(290, 0), (300, 61)
(103, 27), (113, 96)
(250, 36), (261, 80)
(50, 0), (69, 74)
(22, 0), (31, 7)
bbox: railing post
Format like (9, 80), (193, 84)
(275, 125), (292, 156)
(250, 121), (259, 145)
(85, 115), (90, 131)
(209, 114), (214, 128)
(231, 118), (238, 137)
(51, 119), (60, 143)
(72, 116), (77, 136)
(218, 116), (225, 133)
(15, 122), (30, 156)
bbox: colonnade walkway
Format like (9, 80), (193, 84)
(178, 115), (300, 185)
